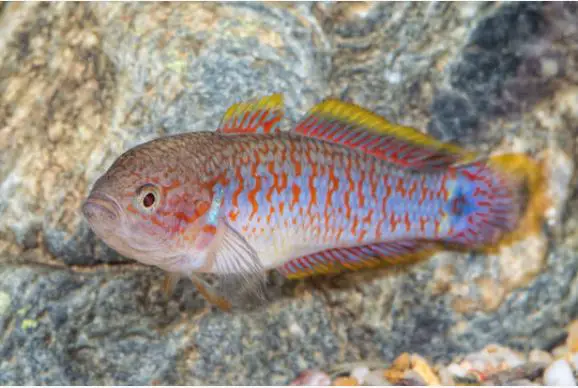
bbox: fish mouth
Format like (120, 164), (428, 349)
(82, 191), (122, 224)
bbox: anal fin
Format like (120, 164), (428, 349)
(278, 240), (441, 279)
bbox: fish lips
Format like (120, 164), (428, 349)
(82, 191), (122, 227)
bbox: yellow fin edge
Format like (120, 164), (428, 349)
(223, 93), (284, 122)
(312, 99), (478, 163)
(284, 244), (443, 280)
(482, 153), (551, 254)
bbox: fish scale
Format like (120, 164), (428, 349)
(214, 133), (454, 269)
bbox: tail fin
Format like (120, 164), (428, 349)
(443, 153), (550, 252)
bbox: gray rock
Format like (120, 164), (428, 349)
(1, 1), (578, 385)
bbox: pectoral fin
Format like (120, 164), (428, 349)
(210, 220), (268, 305)
(187, 215), (268, 309)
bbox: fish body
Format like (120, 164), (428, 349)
(83, 94), (548, 308)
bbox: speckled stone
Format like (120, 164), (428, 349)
(1, 2), (578, 385)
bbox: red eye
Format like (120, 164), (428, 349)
(143, 192), (156, 208)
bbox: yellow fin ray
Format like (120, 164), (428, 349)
(293, 98), (479, 169)
(279, 241), (442, 279)
(480, 153), (551, 253)
(217, 93), (284, 134)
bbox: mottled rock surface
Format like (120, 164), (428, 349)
(1, 2), (578, 385)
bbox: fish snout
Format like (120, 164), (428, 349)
(82, 192), (121, 224)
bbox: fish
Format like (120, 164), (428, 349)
(82, 94), (550, 311)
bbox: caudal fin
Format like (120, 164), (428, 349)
(444, 153), (550, 251)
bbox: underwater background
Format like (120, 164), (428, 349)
(0, 2), (577, 385)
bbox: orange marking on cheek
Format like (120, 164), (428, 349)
(196, 201), (210, 217)
(174, 212), (195, 223)
(127, 204), (139, 214)
(162, 179), (182, 193)
(151, 216), (165, 228)
(201, 224), (217, 235)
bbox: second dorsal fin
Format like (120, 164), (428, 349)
(217, 94), (284, 134)
(293, 99), (478, 169)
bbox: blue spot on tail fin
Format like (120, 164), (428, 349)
(444, 162), (522, 248)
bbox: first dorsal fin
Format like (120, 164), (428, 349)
(217, 94), (284, 134)
(293, 99), (478, 169)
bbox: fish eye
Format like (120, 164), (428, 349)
(143, 192), (155, 208)
(135, 184), (161, 213)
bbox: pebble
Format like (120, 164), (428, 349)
(437, 365), (456, 385)
(383, 368), (405, 383)
(401, 370), (427, 386)
(570, 353), (578, 371)
(529, 349), (554, 364)
(446, 362), (468, 378)
(332, 376), (358, 386)
(566, 320), (578, 353)
(543, 359), (576, 386)
(350, 366), (369, 385)
(482, 362), (547, 386)
(508, 378), (541, 386)
(393, 352), (411, 370)
(364, 370), (391, 386)
(290, 370), (331, 386)
(288, 327), (578, 387)
(410, 354), (441, 385)
(551, 344), (568, 360)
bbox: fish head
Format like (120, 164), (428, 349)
(82, 135), (216, 270)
